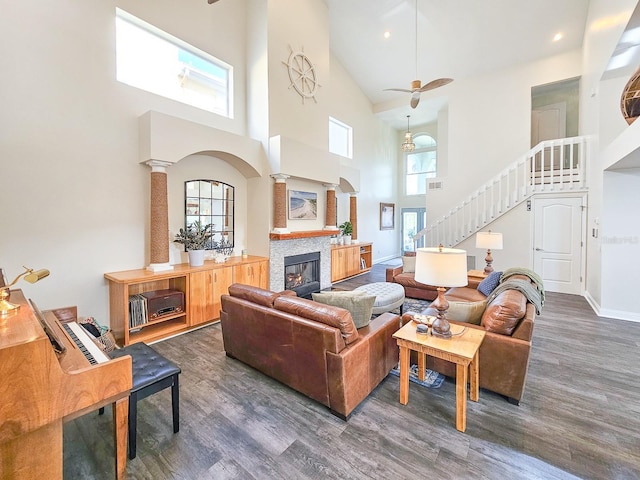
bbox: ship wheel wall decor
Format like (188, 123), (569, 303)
(621, 65), (640, 125)
(283, 46), (320, 103)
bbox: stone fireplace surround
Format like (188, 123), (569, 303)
(269, 233), (333, 293)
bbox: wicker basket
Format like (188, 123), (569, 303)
(79, 317), (118, 352)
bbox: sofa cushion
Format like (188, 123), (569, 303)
(481, 289), (527, 335)
(311, 291), (376, 329)
(446, 300), (487, 325)
(446, 287), (487, 303)
(477, 271), (502, 296)
(274, 295), (359, 345)
(401, 256), (416, 273)
(228, 283), (296, 307)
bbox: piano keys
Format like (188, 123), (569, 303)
(0, 290), (132, 480)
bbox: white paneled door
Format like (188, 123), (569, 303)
(533, 196), (584, 294)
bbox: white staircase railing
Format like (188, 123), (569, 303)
(415, 136), (589, 248)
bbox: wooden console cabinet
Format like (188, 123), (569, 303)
(105, 255), (268, 346)
(331, 242), (372, 282)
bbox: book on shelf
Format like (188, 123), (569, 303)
(360, 257), (366, 269)
(128, 294), (149, 329)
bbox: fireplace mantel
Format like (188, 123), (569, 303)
(269, 230), (338, 241)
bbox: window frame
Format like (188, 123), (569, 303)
(115, 8), (233, 118)
(329, 116), (353, 159)
(405, 132), (438, 196)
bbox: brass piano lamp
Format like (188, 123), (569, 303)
(0, 266), (50, 315)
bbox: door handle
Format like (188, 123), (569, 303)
(535, 248), (544, 251)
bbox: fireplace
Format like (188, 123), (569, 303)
(284, 252), (321, 298)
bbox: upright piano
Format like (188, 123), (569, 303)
(0, 290), (132, 480)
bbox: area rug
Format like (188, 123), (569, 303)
(389, 364), (445, 389)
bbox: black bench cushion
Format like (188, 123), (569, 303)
(109, 342), (181, 392)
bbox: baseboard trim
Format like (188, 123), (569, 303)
(584, 290), (640, 323)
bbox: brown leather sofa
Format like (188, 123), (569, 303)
(402, 274), (537, 405)
(386, 265), (438, 301)
(220, 284), (400, 419)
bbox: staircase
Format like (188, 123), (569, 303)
(414, 136), (589, 248)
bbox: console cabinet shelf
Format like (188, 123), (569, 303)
(105, 255), (268, 346)
(331, 242), (372, 282)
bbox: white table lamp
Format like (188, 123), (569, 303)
(475, 231), (503, 274)
(415, 245), (468, 338)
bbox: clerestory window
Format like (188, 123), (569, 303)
(115, 8), (233, 117)
(405, 133), (437, 195)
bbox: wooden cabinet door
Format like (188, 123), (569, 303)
(211, 266), (234, 318)
(331, 248), (344, 282)
(189, 270), (215, 326)
(346, 245), (360, 277)
(235, 260), (268, 288)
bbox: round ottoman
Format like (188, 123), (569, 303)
(354, 282), (405, 315)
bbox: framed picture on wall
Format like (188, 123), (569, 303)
(380, 202), (395, 230)
(288, 190), (318, 220)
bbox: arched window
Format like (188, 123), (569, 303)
(405, 133), (437, 195)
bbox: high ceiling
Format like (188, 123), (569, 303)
(326, 0), (591, 129)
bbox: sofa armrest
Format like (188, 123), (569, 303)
(477, 330), (532, 402)
(512, 303), (535, 341)
(386, 266), (403, 282)
(325, 312), (400, 418)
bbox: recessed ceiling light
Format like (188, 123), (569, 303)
(553, 33), (563, 42)
(384, 31), (391, 39)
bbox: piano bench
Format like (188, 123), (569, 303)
(99, 342), (181, 460)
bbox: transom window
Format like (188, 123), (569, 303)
(115, 8), (233, 117)
(405, 133), (437, 195)
(329, 117), (353, 158)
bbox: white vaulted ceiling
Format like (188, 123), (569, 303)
(326, 0), (590, 128)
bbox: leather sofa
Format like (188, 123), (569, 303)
(402, 274), (537, 405)
(220, 284), (400, 419)
(386, 264), (438, 301)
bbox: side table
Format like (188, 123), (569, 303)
(393, 321), (485, 432)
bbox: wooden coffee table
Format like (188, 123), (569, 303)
(393, 321), (485, 432)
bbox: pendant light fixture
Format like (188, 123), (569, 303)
(401, 115), (415, 152)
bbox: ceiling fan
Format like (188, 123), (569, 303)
(207, 0), (220, 4)
(384, 0), (453, 108)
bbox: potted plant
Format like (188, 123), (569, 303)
(339, 221), (353, 245)
(174, 220), (213, 267)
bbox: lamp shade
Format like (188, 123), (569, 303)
(476, 231), (503, 250)
(414, 247), (468, 288)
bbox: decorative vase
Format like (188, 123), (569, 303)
(188, 249), (205, 267)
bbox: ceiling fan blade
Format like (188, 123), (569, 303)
(384, 88), (413, 93)
(410, 92), (421, 109)
(418, 78), (454, 92)
(208, 0), (220, 3)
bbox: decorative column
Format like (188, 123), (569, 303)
(272, 174), (290, 233)
(324, 184), (338, 230)
(147, 160), (173, 272)
(349, 193), (358, 241)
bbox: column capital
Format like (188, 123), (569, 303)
(349, 192), (358, 197)
(271, 174), (290, 183)
(323, 184), (337, 190)
(146, 160), (173, 173)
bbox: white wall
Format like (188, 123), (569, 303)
(0, 0), (248, 318)
(430, 50), (582, 223)
(600, 168), (640, 320)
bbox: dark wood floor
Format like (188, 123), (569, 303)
(64, 262), (640, 479)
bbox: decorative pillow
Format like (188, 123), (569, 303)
(446, 300), (487, 325)
(477, 271), (502, 296)
(481, 290), (527, 335)
(402, 256), (416, 273)
(312, 291), (376, 329)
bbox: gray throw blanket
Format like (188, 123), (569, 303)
(485, 267), (545, 314)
